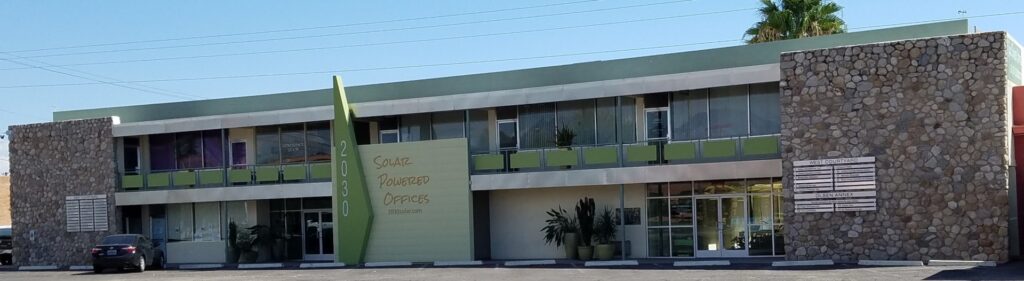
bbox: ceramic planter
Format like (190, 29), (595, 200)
(577, 246), (594, 261)
(563, 233), (579, 259)
(595, 244), (615, 260)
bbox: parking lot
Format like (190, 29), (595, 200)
(1, 262), (1023, 281)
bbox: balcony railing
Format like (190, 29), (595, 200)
(119, 162), (333, 191)
(469, 134), (781, 174)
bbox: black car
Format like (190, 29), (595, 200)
(0, 226), (11, 265)
(91, 234), (164, 273)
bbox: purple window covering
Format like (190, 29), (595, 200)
(176, 132), (203, 169)
(149, 134), (176, 171)
(202, 130), (224, 168)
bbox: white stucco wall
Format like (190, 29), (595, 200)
(488, 184), (647, 260)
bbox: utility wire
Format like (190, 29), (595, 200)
(1, 53), (204, 100)
(1, 0), (599, 54)
(15, 0), (695, 59)
(0, 6), (750, 71)
(0, 54), (201, 100)
(0, 39), (742, 89)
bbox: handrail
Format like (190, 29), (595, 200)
(118, 161), (334, 191)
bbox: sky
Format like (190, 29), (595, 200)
(0, 0), (1021, 174)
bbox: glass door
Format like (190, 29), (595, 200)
(695, 196), (748, 257)
(302, 211), (334, 260)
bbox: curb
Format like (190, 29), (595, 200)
(433, 260), (483, 267)
(927, 260), (997, 267)
(299, 262), (347, 269)
(772, 260), (834, 267)
(584, 260), (638, 267)
(858, 260), (924, 266)
(68, 265), (94, 271)
(504, 260), (556, 267)
(18, 265), (59, 271)
(674, 260), (730, 267)
(364, 261), (412, 268)
(238, 263), (283, 269)
(178, 264), (224, 270)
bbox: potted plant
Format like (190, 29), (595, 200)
(248, 225), (275, 262)
(554, 126), (576, 148)
(575, 197), (596, 261)
(541, 206), (579, 259)
(236, 231), (256, 263)
(227, 222), (240, 263)
(594, 208), (618, 260)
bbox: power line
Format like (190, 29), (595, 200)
(2, 0), (599, 54)
(1, 53), (204, 100)
(15, 0), (696, 59)
(0, 6), (752, 71)
(0, 53), (201, 100)
(848, 10), (1024, 30)
(0, 38), (743, 89)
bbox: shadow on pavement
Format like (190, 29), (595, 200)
(923, 260), (1024, 280)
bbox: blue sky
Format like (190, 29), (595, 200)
(0, 0), (1021, 173)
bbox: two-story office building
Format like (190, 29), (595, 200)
(7, 20), (1022, 267)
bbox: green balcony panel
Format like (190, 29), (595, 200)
(583, 146), (618, 165)
(703, 139), (738, 158)
(173, 171), (196, 187)
(229, 169), (252, 184)
(664, 142), (697, 160)
(743, 135), (780, 156)
(122, 175), (144, 190)
(256, 166), (279, 182)
(545, 149), (578, 167)
(147, 173), (170, 188)
(199, 169), (224, 186)
(283, 165), (307, 181)
(509, 151), (541, 169)
(626, 145), (658, 162)
(473, 154), (504, 171)
(310, 163), (332, 180)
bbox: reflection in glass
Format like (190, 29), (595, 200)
(670, 182), (693, 196)
(721, 197), (746, 250)
(306, 122), (331, 162)
(619, 97), (637, 143)
(467, 109), (489, 152)
(256, 126), (280, 165)
(498, 121), (517, 149)
(647, 228), (669, 257)
(647, 198), (668, 226)
(556, 99), (596, 145)
(518, 103), (554, 149)
(671, 227), (694, 257)
(176, 131), (202, 169)
(281, 124), (305, 163)
(431, 111), (465, 139)
(646, 183), (667, 197)
(749, 82), (781, 135)
(696, 199), (719, 251)
(645, 109), (668, 139)
(400, 113), (430, 142)
(320, 213), (334, 255)
(670, 198), (693, 225)
(709, 85), (749, 138)
(595, 98), (617, 144)
(304, 212), (320, 255)
(749, 195), (773, 255)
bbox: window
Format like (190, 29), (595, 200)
(467, 109), (490, 152)
(123, 137), (140, 172)
(556, 100), (596, 145)
(230, 142), (247, 167)
(167, 202), (222, 242)
(595, 98), (617, 144)
(201, 130), (224, 168)
(516, 104), (553, 149)
(175, 131), (202, 169)
(255, 126), (281, 165)
(497, 120), (518, 149)
(400, 113), (430, 142)
(378, 117), (399, 144)
(280, 124), (306, 163)
(709, 85), (749, 138)
(619, 97), (637, 143)
(306, 121), (331, 162)
(646, 182), (693, 257)
(671, 90), (709, 140)
(749, 83), (781, 135)
(149, 134), (176, 171)
(431, 111), (465, 139)
(645, 108), (669, 140)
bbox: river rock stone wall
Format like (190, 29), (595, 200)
(779, 32), (1011, 262)
(8, 118), (119, 266)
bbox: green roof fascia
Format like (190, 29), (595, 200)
(54, 20), (968, 124)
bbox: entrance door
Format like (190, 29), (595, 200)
(302, 211), (334, 260)
(695, 196), (747, 257)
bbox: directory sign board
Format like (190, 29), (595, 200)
(793, 157), (877, 213)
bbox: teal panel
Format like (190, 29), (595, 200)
(283, 165), (307, 181)
(255, 166), (279, 182)
(173, 171), (196, 187)
(703, 139), (738, 158)
(229, 169), (251, 183)
(509, 152), (541, 169)
(147, 173), (170, 188)
(583, 146), (618, 165)
(122, 175), (143, 190)
(54, 21), (968, 124)
(626, 145), (657, 162)
(472, 154), (504, 170)
(198, 169), (223, 186)
(664, 142), (697, 160)
(310, 163), (332, 180)
(545, 149), (578, 167)
(742, 136), (780, 156)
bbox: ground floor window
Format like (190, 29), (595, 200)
(646, 178), (784, 257)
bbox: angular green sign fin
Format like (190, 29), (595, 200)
(331, 76), (373, 264)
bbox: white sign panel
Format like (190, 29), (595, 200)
(793, 157), (877, 213)
(65, 194), (109, 232)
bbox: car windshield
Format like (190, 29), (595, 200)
(101, 235), (137, 245)
(0, 228), (10, 238)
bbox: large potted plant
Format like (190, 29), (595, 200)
(236, 231), (256, 263)
(554, 126), (576, 148)
(227, 222), (240, 263)
(248, 225), (275, 262)
(594, 208), (618, 260)
(542, 206), (579, 259)
(575, 197), (596, 261)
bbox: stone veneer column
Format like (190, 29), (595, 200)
(8, 117), (119, 266)
(779, 32), (1011, 262)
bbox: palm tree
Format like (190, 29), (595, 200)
(744, 0), (846, 44)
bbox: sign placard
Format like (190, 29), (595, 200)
(65, 194), (108, 232)
(793, 157), (877, 213)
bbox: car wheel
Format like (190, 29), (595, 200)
(137, 256), (146, 272)
(93, 266), (103, 274)
(152, 254), (165, 270)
